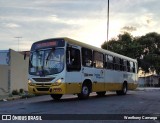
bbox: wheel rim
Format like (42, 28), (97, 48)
(82, 86), (89, 95)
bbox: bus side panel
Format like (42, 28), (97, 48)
(66, 83), (82, 94)
(92, 67), (105, 92)
(128, 83), (138, 90)
(104, 70), (123, 91)
(92, 82), (105, 92)
(104, 70), (138, 91)
(105, 83), (122, 91)
(65, 70), (82, 94)
(128, 72), (138, 90)
(127, 72), (138, 90)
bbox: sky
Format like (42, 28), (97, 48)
(0, 0), (160, 51)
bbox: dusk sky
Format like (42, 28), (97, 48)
(0, 0), (159, 51)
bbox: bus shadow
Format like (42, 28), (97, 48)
(30, 92), (133, 104)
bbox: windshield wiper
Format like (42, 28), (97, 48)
(36, 50), (46, 77)
(46, 48), (55, 65)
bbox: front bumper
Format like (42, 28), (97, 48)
(28, 83), (66, 95)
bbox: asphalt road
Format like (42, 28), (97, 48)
(0, 90), (160, 123)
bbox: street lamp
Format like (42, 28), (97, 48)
(107, 0), (109, 50)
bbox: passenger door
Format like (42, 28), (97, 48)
(65, 44), (82, 94)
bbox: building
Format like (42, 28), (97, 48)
(138, 69), (160, 87)
(138, 75), (160, 87)
(0, 49), (29, 96)
(0, 50), (9, 65)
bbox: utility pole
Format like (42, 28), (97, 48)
(107, 0), (109, 50)
(15, 37), (22, 51)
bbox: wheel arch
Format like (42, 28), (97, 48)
(123, 80), (128, 89)
(82, 79), (92, 92)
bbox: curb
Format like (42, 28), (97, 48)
(7, 96), (22, 101)
(136, 87), (160, 92)
(0, 94), (35, 102)
(0, 95), (22, 102)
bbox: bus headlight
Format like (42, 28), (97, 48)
(53, 79), (62, 86)
(28, 80), (32, 83)
(28, 80), (34, 86)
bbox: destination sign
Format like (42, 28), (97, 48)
(31, 38), (65, 51)
(36, 41), (57, 48)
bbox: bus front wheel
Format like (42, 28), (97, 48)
(78, 84), (90, 99)
(50, 94), (62, 100)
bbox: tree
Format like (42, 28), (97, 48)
(101, 32), (160, 74)
(101, 32), (141, 58)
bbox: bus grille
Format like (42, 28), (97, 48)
(36, 88), (49, 91)
(33, 78), (55, 82)
(35, 83), (52, 86)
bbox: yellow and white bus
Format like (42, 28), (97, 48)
(28, 37), (138, 100)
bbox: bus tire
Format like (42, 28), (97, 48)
(96, 91), (106, 96)
(78, 84), (90, 99)
(50, 94), (62, 100)
(116, 82), (127, 95)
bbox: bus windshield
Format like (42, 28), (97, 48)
(29, 48), (64, 76)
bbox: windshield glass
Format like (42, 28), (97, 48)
(29, 48), (64, 76)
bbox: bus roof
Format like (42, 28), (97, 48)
(64, 37), (137, 63)
(34, 37), (137, 63)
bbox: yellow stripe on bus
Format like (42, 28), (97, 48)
(28, 82), (138, 95)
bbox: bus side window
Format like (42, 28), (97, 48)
(93, 51), (104, 68)
(124, 60), (127, 71)
(105, 55), (108, 68)
(130, 61), (136, 73)
(127, 61), (130, 72)
(133, 62), (136, 73)
(130, 61), (133, 72)
(66, 47), (81, 71)
(120, 59), (124, 71)
(114, 57), (120, 70)
(82, 48), (93, 67)
(107, 55), (114, 70)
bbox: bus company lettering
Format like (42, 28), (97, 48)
(94, 74), (103, 79)
(84, 73), (93, 77)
